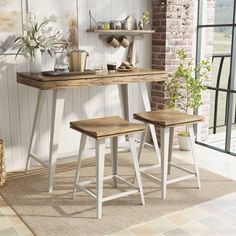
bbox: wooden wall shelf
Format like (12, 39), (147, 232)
(87, 29), (155, 34)
(87, 29), (155, 41)
(87, 29), (155, 37)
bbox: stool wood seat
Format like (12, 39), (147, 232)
(71, 116), (146, 219)
(133, 109), (202, 200)
(70, 116), (146, 139)
(134, 110), (204, 127)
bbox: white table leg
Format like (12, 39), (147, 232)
(129, 134), (145, 206)
(25, 90), (46, 172)
(48, 89), (65, 193)
(160, 127), (170, 200)
(118, 84), (130, 121)
(168, 127), (174, 175)
(189, 126), (201, 189)
(139, 83), (161, 164)
(96, 139), (105, 219)
(111, 137), (118, 188)
(73, 134), (87, 198)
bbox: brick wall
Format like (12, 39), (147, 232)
(151, 0), (211, 142)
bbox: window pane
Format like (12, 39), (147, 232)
(202, 90), (227, 151)
(203, 0), (234, 25)
(199, 27), (232, 90)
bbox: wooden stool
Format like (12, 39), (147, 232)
(70, 116), (146, 219)
(133, 109), (204, 200)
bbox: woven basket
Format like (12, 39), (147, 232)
(0, 139), (6, 186)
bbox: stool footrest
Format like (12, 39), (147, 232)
(30, 153), (49, 169)
(115, 175), (137, 188)
(140, 162), (197, 185)
(170, 163), (195, 175)
(141, 171), (162, 183)
(167, 174), (196, 185)
(102, 189), (139, 202)
(140, 164), (161, 172)
(76, 174), (139, 202)
(77, 175), (114, 187)
(77, 185), (97, 199)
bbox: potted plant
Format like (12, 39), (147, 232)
(168, 48), (211, 151)
(13, 12), (63, 73)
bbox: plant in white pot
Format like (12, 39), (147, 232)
(168, 48), (211, 151)
(13, 12), (63, 73)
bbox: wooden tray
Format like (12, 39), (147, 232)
(41, 70), (96, 77)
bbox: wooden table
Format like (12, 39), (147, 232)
(17, 68), (167, 192)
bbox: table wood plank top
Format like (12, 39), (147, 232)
(17, 68), (167, 90)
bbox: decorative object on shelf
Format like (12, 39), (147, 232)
(107, 36), (120, 48)
(168, 48), (211, 151)
(110, 21), (115, 30)
(96, 22), (103, 30)
(103, 22), (110, 30)
(125, 16), (137, 30)
(13, 12), (63, 73)
(138, 11), (150, 30)
(121, 21), (128, 30)
(67, 50), (89, 72)
(115, 21), (122, 30)
(0, 139), (6, 187)
(119, 36), (130, 48)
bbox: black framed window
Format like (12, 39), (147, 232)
(196, 0), (236, 155)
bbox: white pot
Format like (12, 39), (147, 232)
(177, 134), (192, 151)
(29, 48), (42, 73)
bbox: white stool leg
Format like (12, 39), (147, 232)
(73, 134), (87, 199)
(133, 131), (147, 184)
(111, 137), (118, 188)
(168, 127), (174, 175)
(129, 134), (145, 206)
(138, 131), (147, 164)
(189, 126), (201, 189)
(160, 127), (170, 200)
(96, 139), (106, 219)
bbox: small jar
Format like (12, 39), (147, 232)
(103, 22), (110, 30)
(115, 21), (122, 30)
(110, 21), (115, 30)
(97, 22), (104, 30)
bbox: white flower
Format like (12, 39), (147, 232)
(26, 12), (36, 23)
(23, 22), (32, 31)
(29, 40), (37, 47)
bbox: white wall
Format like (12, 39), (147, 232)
(0, 0), (152, 172)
